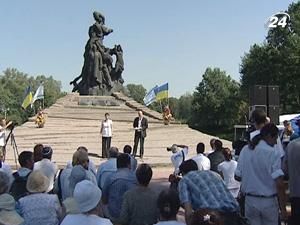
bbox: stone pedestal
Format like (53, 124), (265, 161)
(77, 96), (122, 106)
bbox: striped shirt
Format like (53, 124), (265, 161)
(178, 170), (239, 212)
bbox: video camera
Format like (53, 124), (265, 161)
(167, 144), (177, 152)
(6, 121), (18, 130)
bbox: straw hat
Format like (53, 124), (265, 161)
(73, 180), (101, 213)
(26, 170), (50, 193)
(0, 194), (24, 225)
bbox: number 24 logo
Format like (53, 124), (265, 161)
(268, 12), (290, 28)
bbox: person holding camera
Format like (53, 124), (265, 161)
(0, 118), (12, 161)
(167, 144), (188, 191)
(167, 144), (189, 175)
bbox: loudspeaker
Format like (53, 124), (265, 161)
(268, 105), (280, 125)
(249, 85), (267, 106)
(268, 86), (280, 105)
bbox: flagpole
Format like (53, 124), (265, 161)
(159, 100), (163, 113)
(167, 96), (169, 107)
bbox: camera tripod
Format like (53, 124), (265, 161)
(4, 126), (19, 168)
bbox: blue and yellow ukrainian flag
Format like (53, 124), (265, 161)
(155, 83), (168, 101)
(21, 86), (33, 109)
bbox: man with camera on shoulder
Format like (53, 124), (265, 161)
(167, 144), (189, 175)
(167, 144), (189, 191)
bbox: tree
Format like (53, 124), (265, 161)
(126, 84), (147, 104)
(190, 67), (244, 134)
(35, 75), (64, 107)
(0, 68), (65, 124)
(176, 93), (193, 122)
(240, 2), (300, 113)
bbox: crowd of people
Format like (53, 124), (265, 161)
(0, 108), (299, 225)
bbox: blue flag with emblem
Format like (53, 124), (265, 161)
(143, 85), (158, 106)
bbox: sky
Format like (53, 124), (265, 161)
(0, 0), (297, 97)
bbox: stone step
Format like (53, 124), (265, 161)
(4, 93), (231, 168)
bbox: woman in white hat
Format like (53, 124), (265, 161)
(18, 170), (62, 225)
(61, 180), (112, 225)
(0, 171), (24, 225)
(0, 194), (24, 225)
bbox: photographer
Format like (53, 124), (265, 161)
(167, 144), (189, 175)
(0, 118), (12, 161)
(0, 118), (13, 188)
(167, 144), (188, 192)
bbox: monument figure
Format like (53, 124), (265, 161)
(70, 11), (124, 95)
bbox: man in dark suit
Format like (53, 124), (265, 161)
(133, 111), (148, 159)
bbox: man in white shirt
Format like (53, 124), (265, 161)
(0, 118), (12, 161)
(100, 113), (113, 158)
(0, 119), (6, 155)
(235, 123), (287, 225)
(168, 144), (188, 175)
(192, 142), (210, 170)
(250, 110), (285, 158)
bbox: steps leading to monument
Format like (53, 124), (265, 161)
(5, 93), (231, 169)
(112, 92), (167, 121)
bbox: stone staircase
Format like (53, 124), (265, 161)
(5, 93), (231, 169)
(112, 92), (165, 121)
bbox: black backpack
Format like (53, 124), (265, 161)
(10, 171), (31, 201)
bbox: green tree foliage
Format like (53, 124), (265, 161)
(148, 101), (162, 113)
(240, 2), (300, 113)
(126, 84), (147, 104)
(161, 93), (194, 123)
(145, 91), (193, 123)
(176, 93), (193, 122)
(190, 67), (244, 136)
(0, 68), (65, 124)
(168, 97), (179, 117)
(36, 75), (64, 107)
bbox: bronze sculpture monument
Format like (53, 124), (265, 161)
(70, 11), (124, 95)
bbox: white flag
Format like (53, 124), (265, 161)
(32, 84), (44, 106)
(143, 85), (158, 106)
